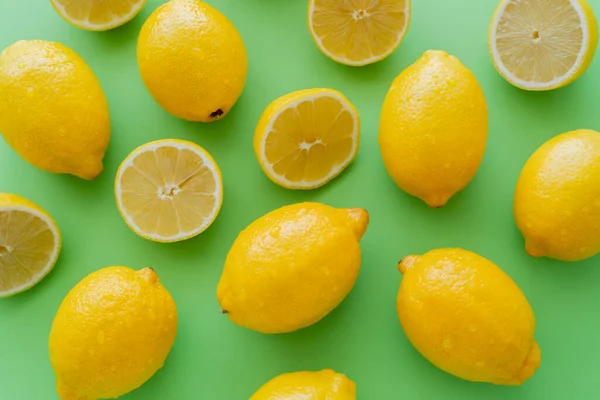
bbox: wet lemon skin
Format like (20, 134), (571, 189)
(0, 40), (110, 179)
(217, 202), (368, 334)
(250, 369), (356, 400)
(397, 249), (540, 385)
(515, 129), (600, 261)
(379, 50), (488, 207)
(49, 267), (177, 400)
(137, 0), (247, 122)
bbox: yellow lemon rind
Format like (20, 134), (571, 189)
(488, 0), (597, 91)
(114, 139), (224, 243)
(256, 90), (360, 190)
(50, 0), (149, 32)
(307, 0), (411, 66)
(0, 202), (61, 298)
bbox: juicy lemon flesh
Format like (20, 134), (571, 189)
(0, 209), (58, 295)
(52, 0), (146, 29)
(118, 143), (221, 241)
(492, 0), (588, 87)
(310, 0), (410, 65)
(263, 95), (357, 188)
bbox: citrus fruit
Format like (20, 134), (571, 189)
(49, 266), (177, 399)
(115, 139), (223, 243)
(217, 202), (369, 334)
(515, 129), (600, 261)
(379, 50), (488, 207)
(397, 248), (540, 385)
(308, 0), (411, 66)
(137, 0), (248, 122)
(0, 194), (61, 297)
(489, 0), (598, 90)
(0, 40), (110, 179)
(50, 0), (148, 31)
(254, 89), (360, 190)
(250, 369), (356, 399)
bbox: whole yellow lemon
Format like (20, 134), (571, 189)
(397, 248), (540, 385)
(217, 202), (369, 334)
(0, 40), (110, 179)
(137, 0), (248, 122)
(515, 129), (600, 261)
(250, 369), (356, 399)
(379, 50), (488, 207)
(49, 267), (177, 400)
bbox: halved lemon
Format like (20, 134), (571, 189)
(308, 0), (411, 66)
(254, 88), (360, 190)
(0, 194), (61, 297)
(115, 139), (223, 243)
(489, 0), (598, 90)
(50, 0), (148, 31)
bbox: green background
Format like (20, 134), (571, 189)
(1, 0), (599, 398)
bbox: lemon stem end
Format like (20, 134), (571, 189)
(343, 208), (369, 239)
(398, 256), (419, 274)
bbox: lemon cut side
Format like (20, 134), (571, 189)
(308, 0), (411, 66)
(254, 89), (360, 190)
(51, 0), (148, 31)
(489, 0), (598, 90)
(0, 194), (61, 297)
(115, 140), (223, 243)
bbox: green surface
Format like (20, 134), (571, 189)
(1, 0), (600, 398)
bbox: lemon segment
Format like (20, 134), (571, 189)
(254, 89), (360, 190)
(308, 0), (410, 66)
(115, 140), (223, 243)
(50, 0), (148, 31)
(0, 194), (61, 297)
(489, 0), (598, 90)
